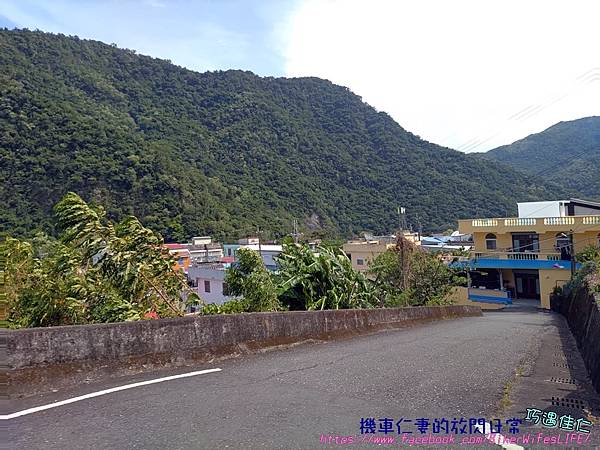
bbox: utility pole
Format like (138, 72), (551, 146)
(257, 226), (263, 260)
(397, 206), (401, 232)
(291, 218), (300, 243)
(397, 206), (407, 233)
(569, 230), (576, 280)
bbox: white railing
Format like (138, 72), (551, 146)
(466, 215), (599, 229)
(504, 218), (536, 226)
(472, 219), (498, 227)
(544, 217), (575, 226)
(473, 251), (562, 261)
(583, 216), (600, 225)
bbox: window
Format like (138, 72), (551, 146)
(555, 233), (570, 250)
(485, 233), (497, 250)
(227, 248), (232, 256)
(512, 233), (539, 252)
(222, 282), (229, 296)
(356, 258), (365, 266)
(204, 280), (211, 293)
(555, 233), (571, 260)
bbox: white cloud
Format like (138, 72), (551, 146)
(284, 0), (600, 152)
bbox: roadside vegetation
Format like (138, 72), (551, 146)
(1, 193), (199, 328)
(218, 235), (464, 314)
(1, 194), (466, 328)
(570, 245), (600, 295)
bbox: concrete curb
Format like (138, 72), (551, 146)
(4, 305), (481, 397)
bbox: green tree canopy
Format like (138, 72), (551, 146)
(1, 192), (198, 328)
(1, 29), (568, 241)
(275, 240), (376, 310)
(224, 247), (280, 312)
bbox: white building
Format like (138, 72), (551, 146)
(187, 236), (223, 264)
(518, 198), (600, 218)
(238, 244), (282, 270)
(188, 265), (232, 305)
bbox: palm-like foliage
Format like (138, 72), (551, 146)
(2, 193), (198, 328)
(276, 241), (376, 310)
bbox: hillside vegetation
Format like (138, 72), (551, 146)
(482, 117), (600, 199)
(1, 29), (566, 241)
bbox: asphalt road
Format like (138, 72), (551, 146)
(6, 310), (596, 449)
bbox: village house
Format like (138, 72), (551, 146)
(451, 198), (600, 310)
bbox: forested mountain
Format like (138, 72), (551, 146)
(482, 117), (600, 199)
(1, 29), (566, 241)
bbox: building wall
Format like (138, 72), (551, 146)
(518, 201), (565, 218)
(446, 287), (505, 310)
(539, 269), (570, 309)
(571, 204), (600, 216)
(259, 251), (279, 268)
(473, 229), (598, 254)
(177, 255), (190, 272)
(168, 250), (190, 272)
(578, 230), (600, 253)
(223, 244), (240, 259)
(188, 267), (232, 305)
(237, 245), (282, 269)
(342, 242), (393, 272)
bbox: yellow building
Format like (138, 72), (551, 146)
(454, 199), (600, 310)
(343, 232), (422, 272)
(343, 239), (395, 273)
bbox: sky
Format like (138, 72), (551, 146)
(2, 0), (599, 152)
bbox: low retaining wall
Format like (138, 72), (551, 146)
(553, 289), (600, 393)
(5, 305), (481, 397)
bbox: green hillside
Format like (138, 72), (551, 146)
(482, 117), (600, 199)
(1, 29), (566, 241)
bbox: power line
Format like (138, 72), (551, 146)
(456, 67), (599, 153)
(479, 221), (599, 254)
(529, 147), (592, 179)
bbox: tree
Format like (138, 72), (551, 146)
(406, 251), (464, 306)
(576, 245), (600, 265)
(369, 235), (415, 294)
(1, 29), (568, 243)
(224, 248), (280, 312)
(2, 192), (198, 328)
(369, 238), (464, 307)
(276, 240), (376, 310)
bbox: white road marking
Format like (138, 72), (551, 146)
(1, 367), (222, 420)
(474, 423), (525, 450)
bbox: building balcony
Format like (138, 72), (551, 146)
(473, 251), (561, 261)
(458, 215), (600, 234)
(451, 251), (578, 270)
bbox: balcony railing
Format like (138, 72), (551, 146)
(504, 218), (536, 226)
(544, 217), (575, 225)
(473, 251), (562, 261)
(472, 219), (499, 227)
(583, 216), (600, 225)
(464, 215), (599, 229)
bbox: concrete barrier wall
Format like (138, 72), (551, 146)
(5, 305), (481, 396)
(554, 289), (600, 393)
